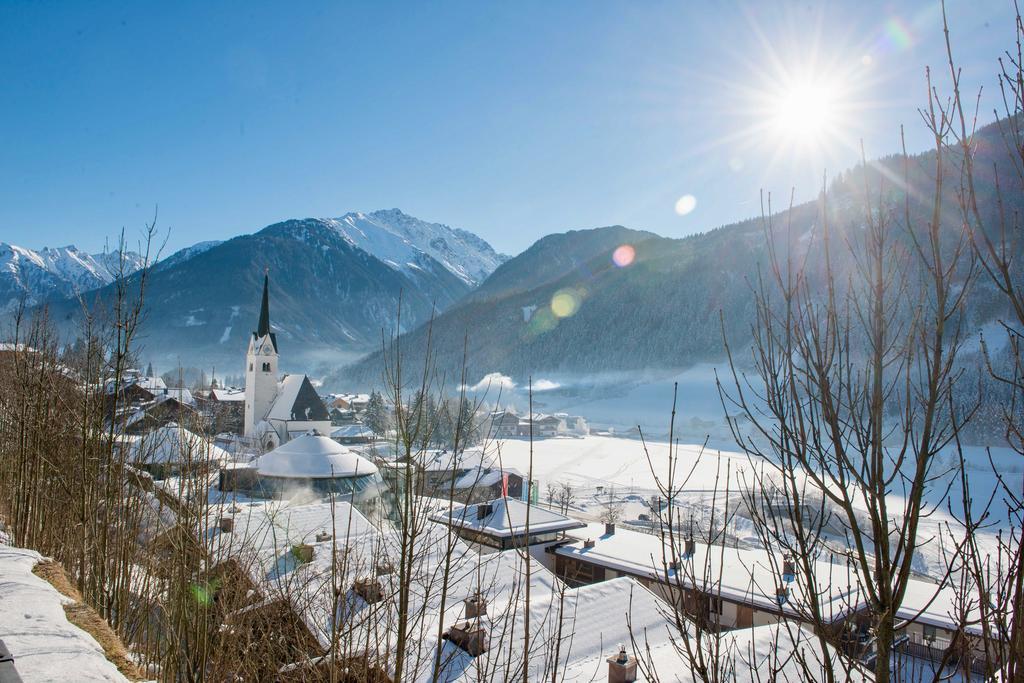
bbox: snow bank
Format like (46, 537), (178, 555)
(0, 546), (128, 682)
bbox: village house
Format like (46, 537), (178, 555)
(553, 522), (863, 630)
(487, 409), (520, 439)
(200, 386), (245, 433)
(430, 497), (585, 563)
(122, 422), (231, 479)
(517, 413), (564, 438)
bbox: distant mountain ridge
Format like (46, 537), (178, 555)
(0, 243), (146, 312)
(333, 119), (1022, 390)
(17, 210), (505, 370)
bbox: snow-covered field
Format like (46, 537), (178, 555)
(483, 434), (1021, 581)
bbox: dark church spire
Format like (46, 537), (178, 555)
(257, 273), (271, 337)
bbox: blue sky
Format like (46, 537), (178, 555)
(0, 1), (1015, 256)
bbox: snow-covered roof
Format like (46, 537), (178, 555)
(156, 387), (194, 406)
(330, 424), (374, 439)
(431, 497), (585, 538)
(557, 523), (863, 623)
(266, 374), (330, 422)
(254, 432), (378, 479)
(206, 500), (376, 584)
(897, 576), (984, 635)
(413, 447), (493, 473)
(123, 423), (231, 465)
(210, 387), (245, 401)
(0, 545), (129, 682)
(452, 466), (524, 489)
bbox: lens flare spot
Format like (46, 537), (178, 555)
(674, 194), (697, 216)
(883, 17), (913, 51)
(551, 289), (581, 318)
(612, 244), (636, 268)
(526, 306), (558, 337)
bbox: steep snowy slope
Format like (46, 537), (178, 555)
(328, 209), (506, 286)
(0, 243), (145, 312)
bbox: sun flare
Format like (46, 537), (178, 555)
(769, 79), (840, 146)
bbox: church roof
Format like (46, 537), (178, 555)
(254, 432), (379, 479)
(266, 374), (330, 422)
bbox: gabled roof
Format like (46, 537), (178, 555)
(210, 387), (245, 401)
(267, 375), (330, 422)
(431, 497), (585, 538)
(123, 423), (231, 464)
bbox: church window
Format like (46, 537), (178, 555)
(249, 363), (253, 371)
(262, 362), (271, 372)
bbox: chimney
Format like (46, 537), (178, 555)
(464, 593), (488, 619)
(315, 530), (332, 543)
(445, 619), (489, 657)
(354, 577), (383, 604)
(607, 644), (638, 683)
(684, 537), (695, 558)
(668, 560), (680, 572)
(477, 503), (493, 520)
(584, 538), (596, 549)
(219, 516), (234, 533)
(605, 522), (615, 536)
(292, 543), (314, 564)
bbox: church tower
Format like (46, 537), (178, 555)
(244, 274), (280, 438)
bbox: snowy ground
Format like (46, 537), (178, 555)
(0, 545), (129, 682)
(483, 434), (1021, 581)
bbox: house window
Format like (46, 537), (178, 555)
(922, 624), (938, 641)
(262, 362), (271, 372)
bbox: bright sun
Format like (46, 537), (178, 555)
(770, 79), (839, 145)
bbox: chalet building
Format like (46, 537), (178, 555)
(553, 522), (863, 631)
(327, 393), (370, 414)
(121, 391), (203, 434)
(123, 423), (231, 479)
(430, 497), (585, 563)
(489, 410), (520, 439)
(201, 386), (245, 433)
(410, 449), (524, 504)
(243, 276), (332, 450)
(517, 413), (564, 438)
(551, 522), (993, 672)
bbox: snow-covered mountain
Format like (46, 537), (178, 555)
(326, 209), (506, 286)
(0, 243), (146, 312)
(21, 209), (506, 368)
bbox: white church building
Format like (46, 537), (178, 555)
(244, 275), (332, 451)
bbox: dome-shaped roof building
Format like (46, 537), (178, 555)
(254, 431), (378, 480)
(222, 431), (391, 524)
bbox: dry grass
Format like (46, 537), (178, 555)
(32, 559), (146, 681)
